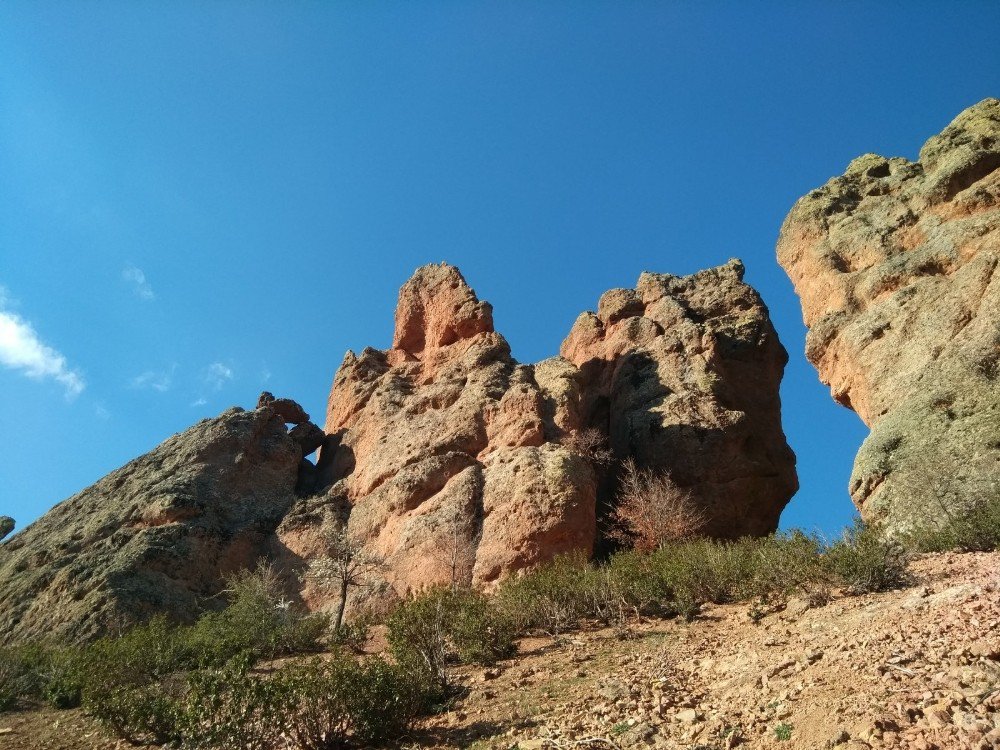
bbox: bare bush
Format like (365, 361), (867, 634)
(608, 458), (706, 551)
(300, 525), (384, 632)
(562, 428), (615, 468)
(426, 503), (477, 591)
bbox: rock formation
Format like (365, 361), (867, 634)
(0, 516), (13, 542)
(2, 262), (797, 639)
(276, 264), (599, 606)
(0, 406), (303, 644)
(778, 98), (1000, 533)
(561, 260), (798, 537)
(276, 261), (796, 613)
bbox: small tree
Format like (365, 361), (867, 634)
(608, 458), (706, 551)
(426, 504), (476, 591)
(302, 525), (384, 632)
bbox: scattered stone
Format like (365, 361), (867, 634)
(676, 708), (701, 723)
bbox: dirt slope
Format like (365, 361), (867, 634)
(2, 552), (997, 750)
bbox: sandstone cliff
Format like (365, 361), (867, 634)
(0, 406), (305, 643)
(778, 98), (1000, 532)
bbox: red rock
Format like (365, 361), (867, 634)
(280, 260), (795, 616)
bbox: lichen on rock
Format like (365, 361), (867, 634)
(778, 98), (1000, 534)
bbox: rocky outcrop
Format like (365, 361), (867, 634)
(2, 261), (798, 638)
(276, 264), (598, 607)
(276, 261), (796, 613)
(257, 392), (311, 426)
(0, 516), (13, 542)
(778, 98), (1000, 533)
(561, 260), (798, 537)
(0, 406), (301, 644)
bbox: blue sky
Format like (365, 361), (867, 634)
(1, 2), (998, 537)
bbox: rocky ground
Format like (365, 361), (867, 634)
(2, 552), (997, 750)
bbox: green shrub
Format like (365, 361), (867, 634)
(388, 586), (516, 692)
(495, 552), (607, 634)
(187, 654), (428, 750)
(85, 679), (187, 746)
(825, 519), (911, 594)
(329, 611), (374, 654)
(0, 643), (91, 712)
(185, 658), (293, 750)
(605, 550), (667, 618)
(36, 646), (87, 709)
(905, 496), (1000, 553)
(446, 589), (517, 666)
(0, 648), (35, 712)
(344, 656), (428, 744)
(387, 588), (452, 690)
(185, 564), (327, 667)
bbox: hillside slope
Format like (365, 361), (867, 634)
(3, 551), (996, 750)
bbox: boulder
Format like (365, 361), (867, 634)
(777, 98), (1000, 533)
(560, 259), (798, 537)
(0, 516), (13, 542)
(289, 421), (326, 457)
(258, 391), (310, 425)
(0, 406), (300, 643)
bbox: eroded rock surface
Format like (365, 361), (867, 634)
(277, 261), (796, 613)
(778, 98), (1000, 532)
(276, 264), (597, 606)
(561, 260), (798, 537)
(0, 407), (301, 643)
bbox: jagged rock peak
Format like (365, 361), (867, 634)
(777, 98), (1000, 533)
(392, 262), (495, 357)
(302, 263), (597, 606)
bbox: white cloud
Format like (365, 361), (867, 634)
(130, 368), (173, 392)
(203, 362), (234, 391)
(122, 264), (155, 300)
(191, 397), (207, 407)
(0, 300), (85, 399)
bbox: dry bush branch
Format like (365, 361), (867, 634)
(608, 458), (706, 551)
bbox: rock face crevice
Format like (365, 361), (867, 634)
(778, 98), (1000, 533)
